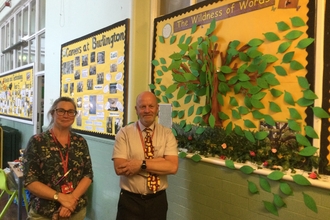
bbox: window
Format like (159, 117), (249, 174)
(160, 0), (206, 15)
(0, 0), (45, 73)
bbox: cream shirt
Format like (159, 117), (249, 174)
(112, 121), (178, 194)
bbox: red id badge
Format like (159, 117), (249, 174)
(61, 182), (74, 194)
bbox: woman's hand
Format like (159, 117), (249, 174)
(58, 206), (72, 218)
(58, 193), (78, 212)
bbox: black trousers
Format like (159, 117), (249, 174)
(116, 189), (168, 220)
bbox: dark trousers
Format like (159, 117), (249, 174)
(116, 189), (168, 220)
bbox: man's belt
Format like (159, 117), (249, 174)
(121, 189), (165, 200)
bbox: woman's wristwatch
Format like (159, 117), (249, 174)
(54, 192), (59, 201)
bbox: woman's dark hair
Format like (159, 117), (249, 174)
(46, 97), (77, 130)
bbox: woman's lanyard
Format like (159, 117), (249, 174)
(50, 129), (70, 174)
(136, 122), (155, 150)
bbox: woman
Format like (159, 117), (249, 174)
(23, 97), (93, 220)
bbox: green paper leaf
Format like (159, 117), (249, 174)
(288, 108), (302, 119)
(234, 125), (244, 136)
(248, 38), (264, 47)
(178, 151), (187, 158)
(305, 126), (319, 139)
(264, 115), (275, 126)
(225, 159), (235, 169)
(297, 76), (310, 89)
(209, 114), (215, 128)
(240, 165), (255, 174)
(269, 102), (281, 112)
(225, 122), (233, 135)
(184, 124), (192, 132)
(259, 176), (271, 193)
(191, 23), (197, 34)
(270, 88), (283, 97)
(273, 193), (286, 208)
(159, 36), (165, 43)
(152, 59), (160, 66)
(219, 112), (229, 120)
(221, 65), (233, 74)
(244, 130), (256, 143)
(290, 60), (304, 70)
(171, 127), (177, 136)
(284, 91), (295, 106)
(263, 200), (278, 216)
(166, 84), (178, 94)
(206, 19), (216, 36)
(195, 127), (205, 134)
(303, 89), (318, 100)
(179, 34), (186, 44)
(177, 110), (184, 118)
(232, 109), (241, 119)
(277, 41), (292, 53)
(177, 87), (186, 100)
(287, 119), (301, 132)
(267, 171), (284, 181)
(257, 78), (269, 89)
(303, 192), (318, 213)
(279, 182), (293, 195)
(291, 16), (306, 27)
(230, 97), (238, 106)
(252, 110), (264, 119)
(276, 21), (290, 31)
(296, 97), (314, 107)
(296, 38), (314, 49)
(184, 95), (192, 104)
(191, 154), (202, 162)
(292, 174), (311, 186)
(299, 146), (318, 157)
(251, 99), (265, 109)
(255, 131), (268, 140)
(284, 30), (303, 40)
(244, 119), (256, 128)
(238, 106), (249, 115)
(193, 116), (202, 124)
(247, 180), (259, 194)
(263, 32), (280, 42)
(149, 84), (156, 90)
(187, 105), (194, 117)
(274, 65), (287, 76)
(282, 51), (294, 63)
(311, 107), (330, 118)
(296, 134), (311, 147)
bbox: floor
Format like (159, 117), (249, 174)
(0, 192), (27, 220)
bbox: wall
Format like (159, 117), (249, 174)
(1, 0), (329, 219)
(44, 0), (152, 219)
(166, 158), (330, 220)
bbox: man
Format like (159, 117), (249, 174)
(112, 91), (178, 220)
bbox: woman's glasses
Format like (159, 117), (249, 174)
(55, 108), (77, 116)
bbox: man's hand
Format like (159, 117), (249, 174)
(116, 159), (142, 176)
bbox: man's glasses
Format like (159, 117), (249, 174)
(55, 108), (77, 116)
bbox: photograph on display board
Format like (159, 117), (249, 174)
(60, 19), (129, 138)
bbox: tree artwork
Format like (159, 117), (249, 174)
(151, 17), (328, 159)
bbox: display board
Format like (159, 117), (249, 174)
(0, 65), (34, 123)
(60, 19), (129, 138)
(152, 0), (315, 129)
